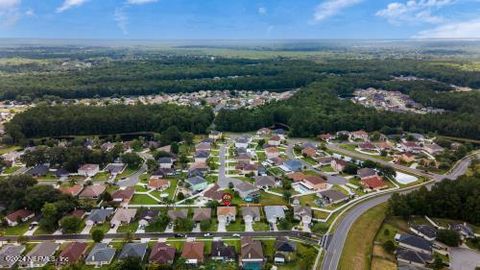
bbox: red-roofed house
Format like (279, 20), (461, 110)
(59, 184), (84, 197)
(5, 209), (35, 227)
(59, 242), (88, 265)
(361, 176), (387, 191)
(351, 130), (369, 141)
(112, 187), (135, 205)
(331, 159), (348, 172)
(148, 178), (170, 191)
(302, 147), (317, 158)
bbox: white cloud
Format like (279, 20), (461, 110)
(376, 0), (455, 25)
(313, 0), (362, 22)
(114, 6), (128, 35)
(0, 0), (21, 27)
(414, 18), (480, 38)
(126, 0), (157, 4)
(25, 7), (34, 16)
(258, 7), (267, 15)
(56, 0), (89, 13)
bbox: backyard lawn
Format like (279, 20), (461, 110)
(259, 192), (287, 205)
(297, 194), (318, 207)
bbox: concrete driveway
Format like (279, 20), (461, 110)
(81, 224), (93, 235)
(217, 218), (227, 232)
(244, 216), (254, 232)
(450, 247), (480, 270)
(192, 223), (201, 233)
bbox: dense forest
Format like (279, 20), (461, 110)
(5, 104), (214, 141)
(388, 171), (480, 224)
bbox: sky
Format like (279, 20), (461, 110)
(0, 0), (479, 39)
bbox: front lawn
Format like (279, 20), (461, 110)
(226, 219), (245, 232)
(117, 221), (139, 233)
(118, 165), (140, 178)
(2, 165), (21, 174)
(1, 222), (30, 236)
(93, 172), (110, 181)
(253, 221), (270, 231)
(130, 194), (158, 205)
(297, 194), (318, 207)
(134, 184), (149, 192)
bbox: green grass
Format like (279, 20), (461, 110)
(205, 175), (218, 183)
(253, 221), (270, 231)
(134, 184), (149, 192)
(92, 223), (111, 234)
(117, 165), (140, 179)
(93, 172), (110, 181)
(2, 165), (21, 174)
(117, 221), (139, 233)
(312, 210), (330, 220)
(339, 203), (388, 270)
(0, 145), (21, 155)
(226, 218), (245, 232)
(259, 191), (287, 205)
(297, 194), (317, 207)
(320, 165), (335, 173)
(268, 167), (285, 176)
(130, 194), (158, 205)
(1, 222), (31, 236)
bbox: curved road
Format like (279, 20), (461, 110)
(320, 152), (477, 270)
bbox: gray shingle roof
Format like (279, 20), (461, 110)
(119, 243), (148, 260)
(86, 243), (115, 263)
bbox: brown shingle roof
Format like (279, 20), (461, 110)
(149, 243), (176, 264)
(59, 242), (88, 264)
(181, 242), (204, 262)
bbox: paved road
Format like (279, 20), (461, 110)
(217, 143), (243, 189)
(450, 247), (480, 270)
(0, 230), (317, 245)
(117, 152), (151, 187)
(320, 152), (476, 270)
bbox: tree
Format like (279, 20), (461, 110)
(24, 185), (62, 212)
(60, 216), (82, 233)
(283, 191), (292, 202)
(437, 229), (461, 247)
(379, 165), (396, 179)
(109, 256), (143, 270)
(382, 240), (395, 253)
(278, 218), (292, 230)
(121, 153), (143, 169)
(91, 229), (105, 243)
(171, 142), (179, 154)
(343, 163), (358, 175)
(39, 203), (59, 232)
(181, 132), (194, 145)
(200, 219), (211, 231)
(175, 218), (194, 232)
(177, 192), (185, 201)
(101, 191), (113, 202)
(146, 159), (159, 173)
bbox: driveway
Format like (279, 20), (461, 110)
(217, 218), (227, 232)
(192, 223), (201, 233)
(217, 144), (244, 189)
(81, 224), (93, 235)
(450, 247), (480, 270)
(244, 216), (254, 232)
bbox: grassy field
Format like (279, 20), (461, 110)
(226, 218), (245, 232)
(130, 194), (158, 205)
(338, 203), (388, 270)
(259, 191), (287, 205)
(2, 165), (21, 174)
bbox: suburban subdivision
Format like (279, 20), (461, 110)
(0, 41), (479, 270)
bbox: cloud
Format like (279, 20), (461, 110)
(126, 0), (158, 4)
(56, 0), (89, 13)
(258, 7), (267, 15)
(313, 0), (362, 22)
(0, 0), (21, 27)
(376, 0), (455, 25)
(25, 7), (34, 17)
(114, 6), (128, 34)
(414, 18), (480, 38)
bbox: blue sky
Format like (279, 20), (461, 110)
(0, 0), (479, 39)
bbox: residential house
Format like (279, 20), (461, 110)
(274, 237), (296, 263)
(272, 129), (287, 140)
(158, 157), (174, 169)
(1, 151), (22, 166)
(26, 164), (49, 177)
(209, 130), (223, 141)
(112, 187), (135, 205)
(257, 128), (271, 136)
(104, 163), (126, 176)
(317, 157), (333, 166)
(5, 209), (34, 227)
(188, 162), (209, 177)
(423, 144), (444, 155)
(167, 209), (188, 221)
(268, 135), (282, 146)
(211, 240), (236, 261)
(235, 181), (258, 201)
(318, 133), (333, 142)
(186, 176), (208, 192)
(357, 168), (377, 180)
(287, 172), (306, 182)
(395, 247), (433, 267)
(400, 141), (422, 153)
(235, 136), (251, 149)
(282, 159), (303, 172)
(236, 153), (252, 163)
(361, 176), (387, 191)
(195, 150), (210, 163)
(119, 243), (148, 261)
(351, 130), (369, 141)
(358, 142), (378, 152)
(152, 168), (175, 178)
(85, 243), (115, 267)
(203, 184), (224, 202)
(195, 142), (211, 152)
(58, 242), (88, 265)
(318, 189), (349, 205)
(148, 178), (170, 191)
(55, 168), (70, 179)
(138, 209), (160, 227)
(399, 152), (416, 163)
(254, 175), (277, 189)
(264, 206), (286, 224)
(111, 208), (137, 227)
(101, 142), (115, 152)
(181, 242), (205, 264)
(59, 184), (84, 198)
(410, 224), (437, 241)
(78, 164), (100, 177)
(193, 208), (212, 223)
(79, 184), (106, 199)
(331, 159), (348, 172)
(303, 175), (328, 191)
(265, 147), (280, 159)
(236, 162), (259, 176)
(0, 245), (25, 268)
(240, 237), (264, 269)
(217, 206), (236, 225)
(149, 243), (176, 265)
(293, 206), (312, 226)
(20, 242), (59, 268)
(242, 206), (261, 222)
(302, 147), (317, 158)
(86, 208), (114, 226)
(395, 234), (432, 254)
(68, 209), (86, 220)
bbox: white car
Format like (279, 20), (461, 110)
(232, 233), (241, 237)
(203, 233), (212, 237)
